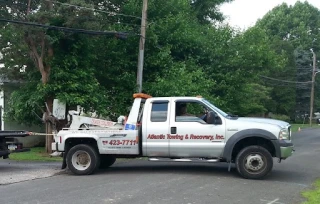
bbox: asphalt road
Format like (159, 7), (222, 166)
(0, 128), (319, 204)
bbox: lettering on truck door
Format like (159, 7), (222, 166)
(169, 100), (226, 158)
(145, 100), (171, 157)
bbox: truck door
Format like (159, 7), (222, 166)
(144, 99), (171, 157)
(169, 100), (226, 158)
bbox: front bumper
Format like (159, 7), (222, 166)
(279, 140), (294, 159)
(280, 146), (294, 159)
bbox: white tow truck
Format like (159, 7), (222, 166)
(52, 93), (294, 179)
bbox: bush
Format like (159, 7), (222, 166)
(270, 114), (290, 122)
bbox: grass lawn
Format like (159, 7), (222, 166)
(290, 123), (320, 132)
(291, 124), (307, 132)
(302, 179), (320, 204)
(9, 147), (62, 162)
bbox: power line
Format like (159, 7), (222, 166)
(46, 0), (141, 20)
(259, 75), (312, 84)
(66, 16), (141, 29)
(0, 0), (142, 30)
(262, 80), (310, 88)
(0, 0), (143, 28)
(261, 80), (309, 87)
(0, 18), (139, 38)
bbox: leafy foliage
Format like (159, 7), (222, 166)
(256, 1), (320, 120)
(2, 0), (318, 126)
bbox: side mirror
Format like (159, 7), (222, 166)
(207, 111), (222, 125)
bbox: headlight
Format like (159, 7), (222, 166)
(279, 127), (290, 140)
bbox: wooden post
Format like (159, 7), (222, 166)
(309, 51), (316, 126)
(137, 0), (148, 93)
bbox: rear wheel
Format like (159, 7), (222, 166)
(66, 144), (100, 175)
(100, 155), (116, 169)
(235, 145), (273, 179)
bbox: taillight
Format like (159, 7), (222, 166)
(59, 136), (62, 143)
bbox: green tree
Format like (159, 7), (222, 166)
(205, 26), (285, 115)
(89, 0), (234, 115)
(190, 0), (233, 24)
(256, 1), (320, 120)
(257, 2), (320, 51)
(0, 0), (117, 151)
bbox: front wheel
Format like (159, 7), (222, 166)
(66, 144), (100, 175)
(235, 145), (273, 179)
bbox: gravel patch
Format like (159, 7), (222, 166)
(0, 160), (65, 185)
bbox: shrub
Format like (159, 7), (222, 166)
(270, 114), (290, 122)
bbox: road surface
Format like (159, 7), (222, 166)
(0, 128), (319, 204)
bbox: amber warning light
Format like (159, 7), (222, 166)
(133, 93), (152, 99)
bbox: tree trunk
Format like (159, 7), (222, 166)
(26, 0), (55, 153)
(45, 98), (53, 153)
(45, 121), (53, 153)
(44, 45), (54, 153)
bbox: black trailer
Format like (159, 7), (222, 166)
(0, 131), (31, 159)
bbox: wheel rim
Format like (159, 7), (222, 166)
(244, 153), (266, 174)
(71, 150), (91, 171)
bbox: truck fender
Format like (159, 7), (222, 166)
(222, 129), (280, 162)
(63, 133), (100, 151)
(64, 133), (100, 142)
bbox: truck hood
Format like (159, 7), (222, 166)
(236, 117), (289, 128)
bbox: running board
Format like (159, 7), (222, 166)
(148, 158), (220, 163)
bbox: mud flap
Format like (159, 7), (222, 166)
(61, 153), (67, 169)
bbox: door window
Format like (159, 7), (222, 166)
(150, 102), (168, 122)
(175, 101), (216, 124)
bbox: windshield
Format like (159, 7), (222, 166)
(202, 99), (228, 118)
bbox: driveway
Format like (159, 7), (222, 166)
(0, 160), (63, 185)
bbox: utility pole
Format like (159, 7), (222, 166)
(27, 0), (31, 15)
(309, 51), (316, 126)
(137, 0), (148, 93)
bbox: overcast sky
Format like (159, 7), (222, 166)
(219, 0), (320, 29)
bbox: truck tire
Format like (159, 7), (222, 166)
(235, 145), (273, 179)
(100, 155), (116, 169)
(66, 144), (100, 175)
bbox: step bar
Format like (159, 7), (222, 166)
(148, 158), (220, 163)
